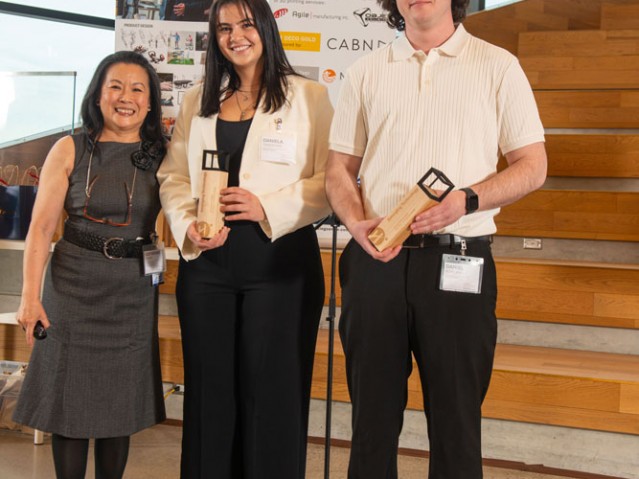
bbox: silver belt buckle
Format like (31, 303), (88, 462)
(103, 237), (125, 259)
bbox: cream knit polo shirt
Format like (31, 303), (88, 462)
(329, 24), (545, 237)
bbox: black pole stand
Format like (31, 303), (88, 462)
(315, 214), (340, 479)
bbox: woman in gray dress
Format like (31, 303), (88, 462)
(13, 51), (166, 479)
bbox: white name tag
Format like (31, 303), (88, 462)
(143, 242), (166, 276)
(260, 132), (297, 165)
(439, 254), (484, 294)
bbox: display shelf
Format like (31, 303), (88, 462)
(0, 240), (26, 251)
(0, 312), (17, 325)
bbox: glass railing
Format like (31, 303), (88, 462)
(0, 71), (77, 148)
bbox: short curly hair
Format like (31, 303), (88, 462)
(377, 0), (470, 31)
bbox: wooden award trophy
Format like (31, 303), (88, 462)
(368, 167), (455, 251)
(196, 150), (229, 239)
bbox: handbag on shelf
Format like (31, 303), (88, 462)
(0, 165), (39, 240)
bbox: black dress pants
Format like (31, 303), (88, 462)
(338, 239), (498, 479)
(176, 223), (324, 479)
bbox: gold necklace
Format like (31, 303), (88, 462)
(237, 86), (260, 104)
(234, 91), (255, 121)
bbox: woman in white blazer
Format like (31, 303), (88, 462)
(157, 0), (333, 477)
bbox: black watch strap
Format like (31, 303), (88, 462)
(461, 187), (479, 214)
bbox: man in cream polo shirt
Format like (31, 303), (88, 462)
(325, 0), (547, 478)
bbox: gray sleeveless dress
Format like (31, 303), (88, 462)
(13, 134), (166, 438)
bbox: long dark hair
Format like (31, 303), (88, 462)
(80, 51), (166, 155)
(378, 0), (470, 31)
(200, 0), (296, 117)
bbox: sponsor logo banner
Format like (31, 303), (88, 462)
(271, 0), (396, 103)
(353, 8), (388, 27)
(279, 31), (322, 52)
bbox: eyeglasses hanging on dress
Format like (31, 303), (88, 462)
(82, 140), (160, 227)
(82, 143), (137, 227)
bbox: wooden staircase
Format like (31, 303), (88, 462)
(149, 243), (639, 438)
(313, 329), (639, 436)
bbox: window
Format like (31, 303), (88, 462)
(1, 0), (114, 19)
(0, 2), (115, 142)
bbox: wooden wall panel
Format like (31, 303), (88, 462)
(601, 3), (639, 30)
(534, 91), (639, 128)
(464, 0), (635, 53)
(486, 371), (621, 412)
(544, 0), (621, 30)
(158, 316), (183, 384)
(541, 135), (639, 178)
(497, 134), (639, 178)
(156, 212), (177, 248)
(594, 294), (639, 327)
(482, 398), (639, 435)
(620, 384), (639, 415)
(496, 261), (639, 329)
(0, 324), (30, 363)
(524, 66), (639, 90)
(321, 251), (342, 307)
(519, 30), (639, 89)
(464, 0), (608, 54)
(158, 259), (178, 295)
(519, 29), (639, 57)
(496, 190), (639, 241)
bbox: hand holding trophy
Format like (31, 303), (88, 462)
(197, 150), (229, 239)
(368, 168), (455, 251)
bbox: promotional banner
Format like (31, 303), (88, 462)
(115, 17), (208, 137)
(271, 0), (397, 104)
(115, 1), (396, 134)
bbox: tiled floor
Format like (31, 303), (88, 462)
(0, 424), (574, 478)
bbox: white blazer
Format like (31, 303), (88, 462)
(157, 75), (334, 260)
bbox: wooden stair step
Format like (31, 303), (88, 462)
(2, 313), (632, 435)
(496, 189), (639, 242)
(518, 29), (639, 57)
(495, 258), (639, 329)
(518, 29), (639, 89)
(156, 317), (639, 434)
(601, 3), (639, 30)
(464, 0), (609, 54)
(0, 323), (30, 364)
(312, 330), (639, 435)
(158, 315), (184, 385)
(149, 278), (639, 437)
(534, 90), (639, 129)
(498, 134), (639, 178)
(321, 254), (639, 330)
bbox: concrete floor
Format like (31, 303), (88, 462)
(0, 424), (577, 479)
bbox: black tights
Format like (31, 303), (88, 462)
(51, 434), (130, 479)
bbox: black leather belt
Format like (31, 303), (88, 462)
(403, 234), (492, 248)
(63, 224), (148, 259)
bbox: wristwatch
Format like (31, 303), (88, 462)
(461, 187), (479, 214)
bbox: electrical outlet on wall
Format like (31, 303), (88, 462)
(523, 238), (543, 250)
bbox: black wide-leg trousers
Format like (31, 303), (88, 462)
(338, 239), (498, 479)
(176, 223), (324, 479)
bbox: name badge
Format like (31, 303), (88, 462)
(439, 253), (484, 294)
(143, 241), (166, 286)
(260, 132), (297, 165)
